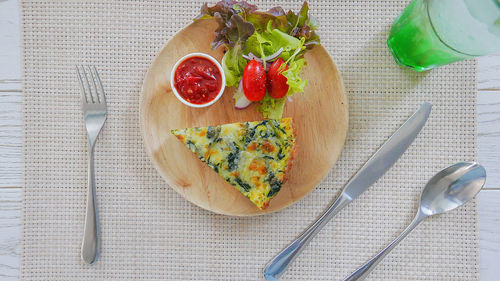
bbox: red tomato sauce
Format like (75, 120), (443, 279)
(173, 57), (222, 104)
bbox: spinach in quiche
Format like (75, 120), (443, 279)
(172, 118), (296, 210)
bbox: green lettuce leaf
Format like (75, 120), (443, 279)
(258, 94), (286, 119)
(282, 58), (307, 95)
(244, 26), (303, 61)
(221, 43), (247, 87)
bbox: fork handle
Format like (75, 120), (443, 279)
(81, 144), (99, 264)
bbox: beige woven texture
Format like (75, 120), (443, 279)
(21, 0), (478, 280)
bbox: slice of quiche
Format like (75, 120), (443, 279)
(172, 118), (296, 210)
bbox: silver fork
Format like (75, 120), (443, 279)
(77, 65), (107, 264)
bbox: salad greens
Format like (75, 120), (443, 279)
(244, 23), (304, 62)
(282, 58), (307, 97)
(221, 43), (246, 87)
(195, 1), (320, 118)
(196, 0), (257, 50)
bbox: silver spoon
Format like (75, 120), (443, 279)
(344, 162), (486, 281)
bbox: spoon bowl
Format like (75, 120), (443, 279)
(420, 162), (486, 216)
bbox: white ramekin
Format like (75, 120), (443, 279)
(170, 52), (226, 108)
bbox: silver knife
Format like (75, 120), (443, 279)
(263, 102), (432, 281)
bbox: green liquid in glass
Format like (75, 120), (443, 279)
(387, 0), (472, 71)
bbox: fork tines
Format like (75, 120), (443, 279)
(76, 65), (106, 105)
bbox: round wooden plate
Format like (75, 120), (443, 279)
(140, 19), (348, 216)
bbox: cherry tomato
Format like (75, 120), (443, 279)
(267, 58), (289, 99)
(242, 60), (267, 102)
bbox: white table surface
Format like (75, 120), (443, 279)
(1, 0), (499, 280)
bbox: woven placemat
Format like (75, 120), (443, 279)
(20, 0), (478, 280)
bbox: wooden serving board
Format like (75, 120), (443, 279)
(140, 19), (348, 216)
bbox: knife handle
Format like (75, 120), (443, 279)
(264, 193), (351, 281)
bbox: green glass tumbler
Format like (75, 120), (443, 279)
(388, 0), (500, 72)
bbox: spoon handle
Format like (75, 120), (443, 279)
(344, 210), (427, 281)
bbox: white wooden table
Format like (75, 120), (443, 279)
(1, 0), (499, 280)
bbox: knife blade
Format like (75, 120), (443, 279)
(264, 102), (432, 281)
(342, 102), (432, 200)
